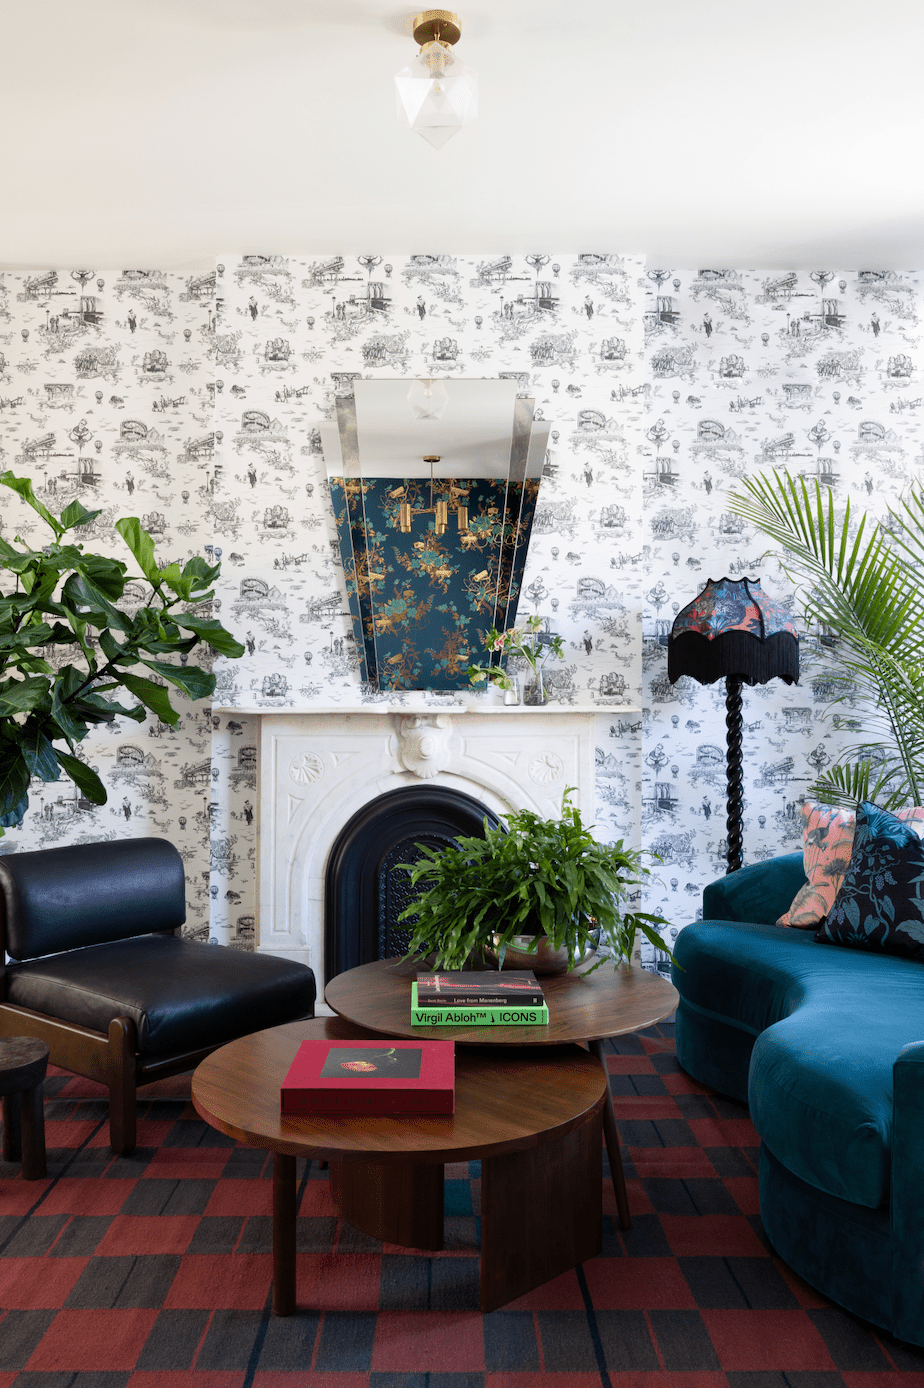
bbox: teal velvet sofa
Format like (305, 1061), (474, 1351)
(672, 852), (924, 1347)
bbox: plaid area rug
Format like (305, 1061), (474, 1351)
(2, 1017), (923, 1387)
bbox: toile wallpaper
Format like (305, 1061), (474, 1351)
(0, 258), (919, 967)
(639, 268), (923, 962)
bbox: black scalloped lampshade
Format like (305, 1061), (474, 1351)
(668, 577), (799, 687)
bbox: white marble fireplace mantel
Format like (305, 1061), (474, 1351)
(228, 703), (640, 1002)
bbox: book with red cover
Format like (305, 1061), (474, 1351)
(280, 1039), (455, 1115)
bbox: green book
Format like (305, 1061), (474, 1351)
(411, 983), (549, 1026)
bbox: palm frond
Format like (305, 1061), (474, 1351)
(730, 472), (921, 655)
(808, 761), (911, 813)
(886, 481), (924, 573)
(727, 470), (924, 810)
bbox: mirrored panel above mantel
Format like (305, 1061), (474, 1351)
(321, 378), (549, 692)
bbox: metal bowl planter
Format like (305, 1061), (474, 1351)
(486, 921), (602, 974)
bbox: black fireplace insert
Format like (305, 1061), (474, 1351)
(324, 785), (501, 982)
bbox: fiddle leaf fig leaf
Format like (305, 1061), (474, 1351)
(0, 471), (64, 538)
(158, 562), (190, 600)
(137, 659), (215, 702)
(174, 615), (245, 657)
(56, 751), (107, 805)
(51, 667), (92, 745)
(114, 517), (160, 585)
(178, 556), (221, 593)
(0, 675), (51, 715)
(19, 726), (60, 782)
(0, 792), (30, 830)
(62, 574), (133, 633)
(59, 499), (102, 531)
(0, 740), (31, 825)
(118, 672), (179, 725)
(77, 552), (128, 600)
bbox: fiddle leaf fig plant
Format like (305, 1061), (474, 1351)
(399, 790), (672, 972)
(0, 470), (245, 833)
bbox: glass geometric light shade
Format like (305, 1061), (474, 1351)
(395, 45), (478, 149)
(407, 377), (449, 420)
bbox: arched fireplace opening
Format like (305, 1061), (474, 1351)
(324, 785), (501, 983)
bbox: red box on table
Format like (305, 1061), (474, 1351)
(280, 1038), (455, 1115)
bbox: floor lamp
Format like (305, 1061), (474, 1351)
(667, 577), (799, 873)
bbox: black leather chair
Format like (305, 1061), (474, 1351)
(0, 837), (316, 1155)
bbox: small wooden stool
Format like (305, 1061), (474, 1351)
(0, 1037), (49, 1179)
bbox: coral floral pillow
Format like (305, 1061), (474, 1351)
(777, 800), (924, 929)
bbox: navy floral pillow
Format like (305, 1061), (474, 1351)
(814, 801), (924, 958)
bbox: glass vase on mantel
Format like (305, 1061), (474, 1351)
(467, 616), (564, 708)
(522, 668), (548, 706)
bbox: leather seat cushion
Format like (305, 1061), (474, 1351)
(5, 935), (316, 1055)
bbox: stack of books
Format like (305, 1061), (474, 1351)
(411, 970), (549, 1026)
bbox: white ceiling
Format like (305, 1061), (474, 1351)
(4, 0), (924, 270)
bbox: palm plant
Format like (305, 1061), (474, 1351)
(727, 470), (924, 810)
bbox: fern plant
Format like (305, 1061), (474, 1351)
(727, 470), (924, 810)
(399, 791), (671, 972)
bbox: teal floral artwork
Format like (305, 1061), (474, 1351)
(329, 475), (540, 690)
(815, 801), (924, 958)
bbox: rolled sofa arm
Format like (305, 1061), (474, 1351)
(892, 1041), (924, 1343)
(702, 851), (806, 925)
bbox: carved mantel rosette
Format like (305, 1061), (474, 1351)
(397, 714), (453, 779)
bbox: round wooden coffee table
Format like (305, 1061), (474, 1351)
(192, 1015), (607, 1314)
(325, 957), (678, 1228)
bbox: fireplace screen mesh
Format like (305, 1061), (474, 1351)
(324, 785), (500, 982)
(377, 834), (454, 960)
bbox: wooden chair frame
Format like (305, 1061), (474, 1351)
(0, 1000), (224, 1156)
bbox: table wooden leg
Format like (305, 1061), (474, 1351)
(588, 1037), (631, 1230)
(479, 1106), (602, 1313)
(20, 1081), (47, 1180)
(272, 1152), (297, 1315)
(331, 1158), (444, 1250)
(2, 1092), (22, 1164)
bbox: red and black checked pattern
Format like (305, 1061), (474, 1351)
(2, 1018), (923, 1387)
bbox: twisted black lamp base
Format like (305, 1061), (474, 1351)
(725, 676), (744, 874)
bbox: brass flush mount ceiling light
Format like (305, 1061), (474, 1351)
(395, 10), (478, 149)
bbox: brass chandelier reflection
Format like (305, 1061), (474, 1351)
(397, 456), (470, 535)
(319, 378), (549, 692)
